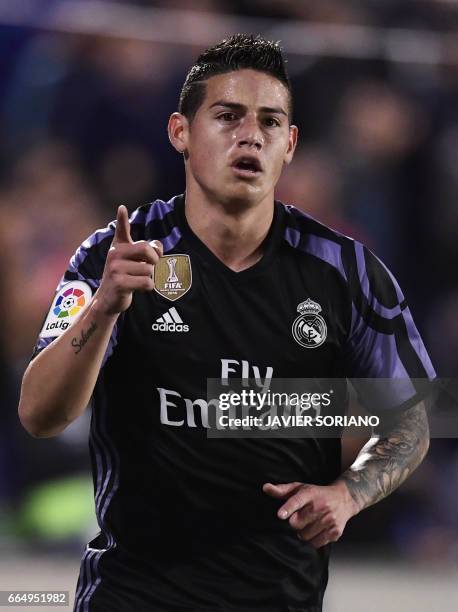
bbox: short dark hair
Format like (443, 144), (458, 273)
(178, 34), (292, 122)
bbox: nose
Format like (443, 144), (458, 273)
(236, 115), (263, 151)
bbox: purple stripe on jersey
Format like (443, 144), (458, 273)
(92, 390), (116, 542)
(377, 253), (405, 306)
(91, 436), (105, 529)
(355, 242), (403, 319)
(145, 199), (175, 225)
(348, 304), (413, 379)
(284, 226), (301, 248)
(69, 226), (115, 274)
(306, 235), (347, 282)
(70, 198), (177, 275)
(127, 198), (175, 227)
(74, 548), (92, 610)
(75, 399), (115, 610)
(74, 511), (109, 607)
(92, 434), (110, 537)
(74, 398), (114, 610)
(82, 553), (104, 612)
(98, 390), (120, 526)
(35, 336), (53, 351)
(78, 550), (103, 612)
(353, 244), (436, 379)
(74, 549), (97, 611)
(162, 226), (182, 253)
(76, 378), (120, 610)
(351, 377), (418, 414)
(402, 307), (436, 380)
(285, 228), (348, 282)
(83, 553), (100, 611)
(73, 551), (87, 608)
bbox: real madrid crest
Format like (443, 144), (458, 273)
(154, 254), (192, 302)
(292, 298), (327, 348)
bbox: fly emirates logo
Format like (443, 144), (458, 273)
(155, 359), (332, 429)
(157, 359), (272, 429)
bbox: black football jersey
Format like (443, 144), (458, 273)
(31, 194), (435, 612)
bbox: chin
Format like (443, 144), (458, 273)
(220, 182), (265, 208)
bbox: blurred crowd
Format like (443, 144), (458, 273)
(0, 0), (457, 562)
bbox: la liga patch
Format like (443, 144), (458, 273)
(40, 280), (93, 338)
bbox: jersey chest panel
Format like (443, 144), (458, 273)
(111, 245), (350, 429)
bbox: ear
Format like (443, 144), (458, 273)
(284, 125), (298, 165)
(168, 112), (189, 155)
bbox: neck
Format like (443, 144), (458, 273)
(184, 182), (275, 273)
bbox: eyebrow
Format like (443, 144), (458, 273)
(209, 100), (288, 116)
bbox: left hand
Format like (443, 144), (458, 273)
(262, 480), (359, 548)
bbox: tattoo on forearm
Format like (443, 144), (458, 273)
(71, 321), (97, 354)
(341, 402), (429, 513)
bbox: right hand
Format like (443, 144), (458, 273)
(95, 205), (163, 316)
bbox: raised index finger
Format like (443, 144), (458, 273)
(112, 205), (133, 245)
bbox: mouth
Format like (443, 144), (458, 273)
(231, 156), (263, 178)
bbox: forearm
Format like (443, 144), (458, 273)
(18, 292), (118, 438)
(336, 402), (430, 514)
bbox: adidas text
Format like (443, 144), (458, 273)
(152, 322), (189, 332)
(153, 307), (189, 332)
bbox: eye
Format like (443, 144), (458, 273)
(218, 112), (237, 122)
(264, 117), (281, 127)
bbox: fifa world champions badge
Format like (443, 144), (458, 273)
(154, 254), (192, 301)
(292, 299), (327, 348)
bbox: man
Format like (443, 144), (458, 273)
(19, 34), (435, 611)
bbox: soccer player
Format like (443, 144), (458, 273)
(19, 35), (435, 611)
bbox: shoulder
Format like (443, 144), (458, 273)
(279, 201), (357, 283)
(68, 195), (180, 278)
(279, 201), (402, 302)
(128, 196), (179, 239)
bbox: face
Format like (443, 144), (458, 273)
(169, 69), (298, 207)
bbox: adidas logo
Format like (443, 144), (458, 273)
(152, 307), (189, 332)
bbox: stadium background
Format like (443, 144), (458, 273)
(0, 1), (457, 610)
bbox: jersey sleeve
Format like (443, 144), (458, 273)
(30, 221), (123, 368)
(344, 241), (436, 416)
